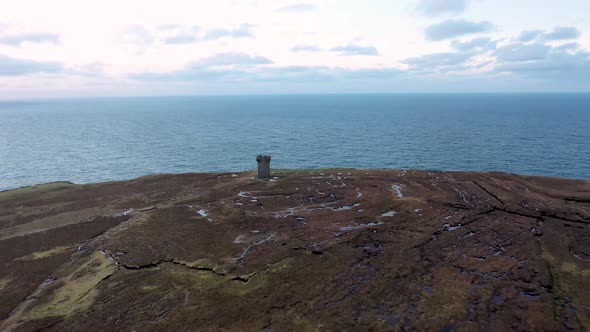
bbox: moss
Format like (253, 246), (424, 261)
(0, 277), (10, 291)
(164, 258), (292, 297)
(267, 257), (292, 273)
(0, 182), (74, 202)
(560, 262), (590, 277)
(292, 314), (318, 331)
(226, 258), (292, 295)
(25, 251), (116, 320)
(141, 285), (159, 291)
(173, 258), (231, 275)
(15, 246), (72, 262)
(558, 261), (590, 329)
(541, 246), (574, 328)
(420, 268), (469, 323)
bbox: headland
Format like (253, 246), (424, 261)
(0, 169), (589, 331)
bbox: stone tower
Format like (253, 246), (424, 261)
(256, 155), (271, 179)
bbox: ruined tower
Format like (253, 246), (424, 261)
(256, 155), (271, 179)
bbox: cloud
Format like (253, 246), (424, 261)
(494, 43), (551, 62)
(118, 24), (154, 54)
(201, 24), (255, 41)
(276, 3), (316, 13)
(451, 37), (497, 52)
(195, 52), (272, 67)
(330, 44), (378, 56)
(65, 62), (106, 77)
(518, 30), (544, 43)
(415, 0), (469, 16)
(556, 42), (579, 51)
(425, 19), (494, 41)
(494, 48), (590, 81)
(291, 45), (323, 52)
(0, 33), (60, 46)
(0, 54), (63, 76)
(402, 52), (475, 71)
(122, 23), (256, 46)
(517, 27), (581, 43)
(129, 63), (405, 86)
(128, 53), (272, 82)
(543, 27), (580, 41)
(158, 25), (200, 44)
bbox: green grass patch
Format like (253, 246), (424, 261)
(0, 182), (75, 202)
(15, 246), (72, 262)
(0, 277), (10, 291)
(25, 251), (116, 319)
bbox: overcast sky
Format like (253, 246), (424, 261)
(0, 0), (589, 98)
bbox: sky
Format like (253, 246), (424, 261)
(0, 0), (589, 98)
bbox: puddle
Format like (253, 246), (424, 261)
(122, 209), (134, 216)
(339, 221), (383, 232)
(333, 205), (353, 212)
(492, 295), (504, 305)
(519, 291), (540, 300)
(451, 186), (470, 205)
(443, 223), (462, 231)
(381, 211), (397, 217)
(392, 184), (403, 198)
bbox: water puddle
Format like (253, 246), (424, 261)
(443, 223), (462, 231)
(339, 221), (383, 232)
(381, 210), (397, 217)
(519, 291), (540, 300)
(392, 184), (403, 198)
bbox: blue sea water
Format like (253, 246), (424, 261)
(0, 94), (589, 190)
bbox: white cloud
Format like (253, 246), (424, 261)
(416, 0), (469, 16)
(276, 3), (316, 13)
(494, 43), (551, 62)
(425, 19), (494, 41)
(291, 45), (323, 52)
(451, 37), (497, 51)
(0, 54), (63, 75)
(330, 44), (379, 56)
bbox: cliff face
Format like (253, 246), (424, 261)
(0, 170), (589, 331)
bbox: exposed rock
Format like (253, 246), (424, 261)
(0, 169), (589, 331)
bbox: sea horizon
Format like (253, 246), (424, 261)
(2, 91), (590, 103)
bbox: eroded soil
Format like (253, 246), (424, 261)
(0, 170), (589, 331)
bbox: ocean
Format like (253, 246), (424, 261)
(1, 94), (589, 190)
